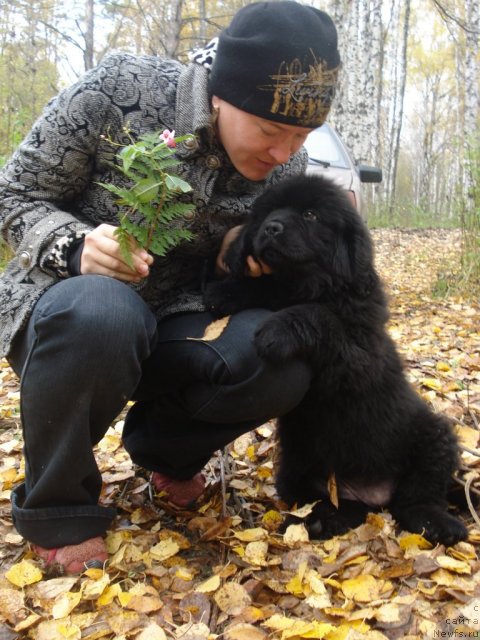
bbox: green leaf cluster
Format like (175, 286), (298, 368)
(99, 130), (196, 267)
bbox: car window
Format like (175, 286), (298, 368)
(304, 126), (350, 169)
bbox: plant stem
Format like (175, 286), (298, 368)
(145, 178), (167, 251)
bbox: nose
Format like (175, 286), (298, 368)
(268, 143), (292, 164)
(264, 220), (284, 236)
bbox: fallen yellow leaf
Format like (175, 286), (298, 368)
(421, 377), (442, 391)
(190, 316), (231, 341)
(328, 473), (339, 508)
(52, 591), (82, 620)
(5, 560), (43, 588)
(287, 502), (318, 518)
(234, 527), (267, 542)
(225, 622), (267, 640)
(34, 619), (81, 640)
(262, 510), (283, 531)
(118, 590), (133, 607)
(13, 613), (42, 632)
(136, 622), (168, 640)
(435, 555), (471, 574)
(97, 583), (122, 606)
(264, 614), (335, 639)
(283, 523), (309, 547)
(244, 540), (269, 566)
(82, 573), (110, 600)
(150, 538), (180, 561)
(398, 533), (433, 551)
(341, 574), (383, 603)
(436, 361), (451, 372)
(214, 582), (251, 615)
(286, 573), (304, 597)
(175, 622), (210, 640)
(195, 574), (221, 593)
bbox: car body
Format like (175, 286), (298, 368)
(304, 123), (382, 219)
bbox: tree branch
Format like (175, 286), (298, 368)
(431, 0), (480, 35)
(36, 18), (83, 51)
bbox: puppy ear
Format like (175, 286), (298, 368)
(332, 231), (353, 284)
(335, 214), (376, 296)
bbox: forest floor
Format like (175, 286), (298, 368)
(0, 228), (479, 640)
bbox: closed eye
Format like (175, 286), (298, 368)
(302, 210), (318, 222)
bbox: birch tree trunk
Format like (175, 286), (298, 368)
(164, 0), (184, 58)
(386, 0), (410, 217)
(198, 0), (207, 42)
(463, 0), (480, 196)
(418, 73), (441, 212)
(324, 0), (384, 214)
(83, 0), (94, 70)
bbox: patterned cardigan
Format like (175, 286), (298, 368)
(0, 53), (307, 359)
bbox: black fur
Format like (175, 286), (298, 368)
(204, 174), (467, 546)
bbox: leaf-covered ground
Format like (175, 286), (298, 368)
(0, 229), (479, 640)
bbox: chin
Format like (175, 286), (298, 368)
(240, 168), (271, 181)
(237, 160), (276, 182)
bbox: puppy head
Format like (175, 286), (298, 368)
(245, 174), (375, 296)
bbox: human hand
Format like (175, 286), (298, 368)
(245, 255), (273, 278)
(81, 224), (154, 282)
(216, 225), (273, 278)
(215, 225), (243, 276)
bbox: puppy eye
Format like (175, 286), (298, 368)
(302, 210), (318, 221)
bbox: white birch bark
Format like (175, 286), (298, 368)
(386, 0), (410, 215)
(463, 0), (479, 197)
(83, 0), (94, 70)
(164, 0), (184, 58)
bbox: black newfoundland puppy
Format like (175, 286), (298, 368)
(204, 174), (467, 546)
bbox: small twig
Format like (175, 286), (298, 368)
(469, 408), (479, 430)
(454, 474), (480, 497)
(232, 491), (255, 528)
(459, 445), (480, 458)
(148, 476), (153, 503)
(464, 474), (480, 528)
(209, 601), (220, 633)
(221, 446), (258, 527)
(118, 479), (131, 500)
(220, 448), (228, 519)
(208, 542), (230, 634)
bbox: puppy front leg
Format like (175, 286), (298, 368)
(254, 303), (334, 364)
(204, 277), (280, 317)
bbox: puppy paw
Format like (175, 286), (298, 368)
(282, 501), (369, 541)
(254, 316), (300, 363)
(395, 505), (468, 546)
(306, 501), (369, 540)
(278, 512), (348, 540)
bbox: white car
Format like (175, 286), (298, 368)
(304, 123), (382, 219)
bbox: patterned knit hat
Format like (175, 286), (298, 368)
(205, 1), (341, 128)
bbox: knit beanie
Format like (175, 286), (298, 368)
(207, 1), (341, 128)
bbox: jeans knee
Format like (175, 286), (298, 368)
(34, 276), (157, 357)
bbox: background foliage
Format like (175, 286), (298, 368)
(0, 0), (479, 282)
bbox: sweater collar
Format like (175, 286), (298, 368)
(175, 63), (216, 159)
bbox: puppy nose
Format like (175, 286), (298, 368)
(264, 221), (284, 236)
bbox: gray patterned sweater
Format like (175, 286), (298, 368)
(0, 53), (306, 359)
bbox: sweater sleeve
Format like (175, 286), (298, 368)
(0, 56), (123, 278)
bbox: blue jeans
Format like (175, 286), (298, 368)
(9, 275), (311, 547)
